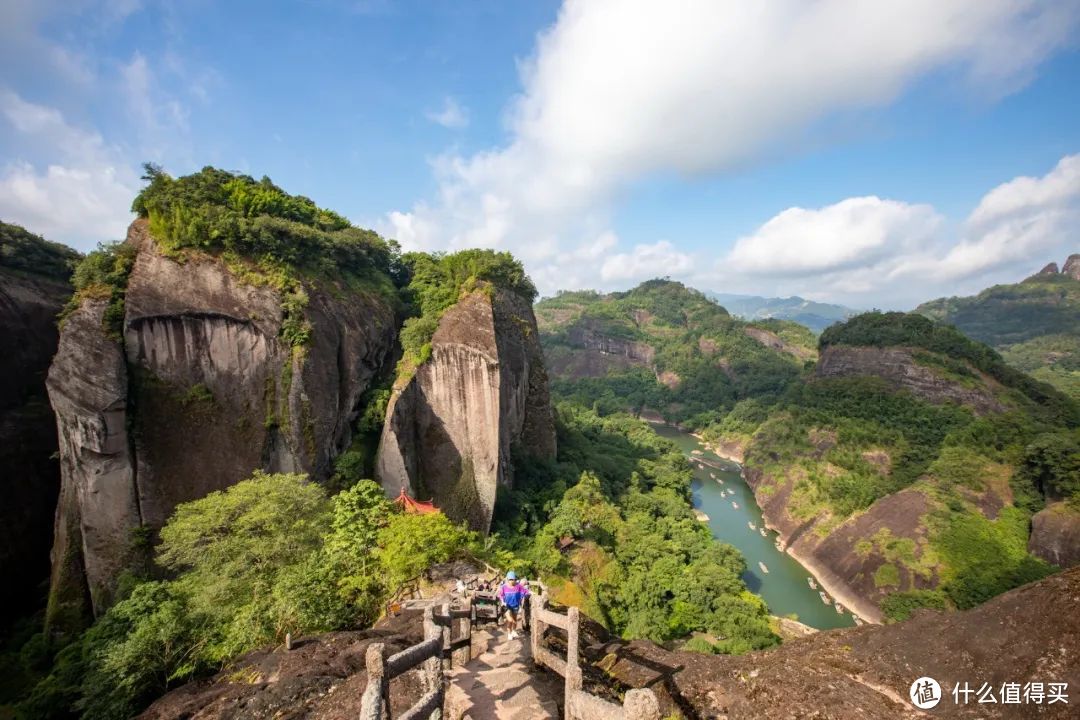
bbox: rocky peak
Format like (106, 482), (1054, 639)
(1036, 261), (1060, 275)
(46, 219), (397, 632)
(376, 288), (556, 532)
(1063, 253), (1080, 281)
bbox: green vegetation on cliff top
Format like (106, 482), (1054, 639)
(394, 249), (536, 381)
(0, 221), (81, 282)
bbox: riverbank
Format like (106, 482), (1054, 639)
(650, 420), (856, 629)
(658, 421), (879, 625)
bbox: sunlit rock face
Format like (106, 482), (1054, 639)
(46, 219), (397, 633)
(377, 289), (556, 532)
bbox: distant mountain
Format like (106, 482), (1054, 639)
(706, 292), (857, 333)
(916, 254), (1080, 401)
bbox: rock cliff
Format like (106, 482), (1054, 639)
(376, 288), (556, 531)
(1065, 253), (1080, 281)
(0, 266), (72, 623)
(815, 345), (1004, 414)
(46, 219), (397, 629)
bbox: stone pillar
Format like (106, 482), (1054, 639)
(422, 607), (443, 720)
(359, 642), (386, 720)
(566, 606), (582, 713)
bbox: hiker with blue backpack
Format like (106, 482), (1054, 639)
(498, 570), (530, 640)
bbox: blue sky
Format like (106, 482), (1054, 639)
(2, 1), (1080, 308)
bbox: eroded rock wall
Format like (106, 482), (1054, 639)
(815, 345), (1004, 414)
(46, 219), (397, 630)
(0, 268), (71, 623)
(376, 289), (556, 531)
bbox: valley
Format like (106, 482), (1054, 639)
(0, 169), (1076, 719)
(653, 423), (856, 629)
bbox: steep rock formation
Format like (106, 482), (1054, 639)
(377, 288), (556, 531)
(815, 345), (1004, 415)
(1028, 502), (1080, 568)
(0, 268), (71, 623)
(1064, 253), (1080, 281)
(47, 219), (397, 628)
(1036, 262), (1060, 276)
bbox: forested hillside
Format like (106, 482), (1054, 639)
(705, 311), (1079, 621)
(917, 261), (1080, 401)
(536, 280), (816, 429)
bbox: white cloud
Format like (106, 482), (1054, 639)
(386, 0), (1080, 296)
(713, 154), (1080, 307)
(727, 197), (942, 276)
(601, 240), (693, 282)
(0, 91), (137, 248)
(426, 97), (469, 129)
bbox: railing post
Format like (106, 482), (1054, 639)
(530, 593), (546, 668)
(565, 606), (582, 715)
(359, 642), (386, 720)
(422, 607), (443, 720)
(440, 602), (452, 670)
(458, 600), (473, 665)
(623, 689), (661, 720)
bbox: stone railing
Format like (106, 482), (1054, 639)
(530, 595), (661, 720)
(359, 600), (476, 720)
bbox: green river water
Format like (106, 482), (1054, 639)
(651, 423), (856, 630)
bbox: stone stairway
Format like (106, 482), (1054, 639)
(445, 627), (563, 720)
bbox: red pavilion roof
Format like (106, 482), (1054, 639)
(395, 487), (439, 515)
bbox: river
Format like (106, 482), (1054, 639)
(651, 423), (856, 630)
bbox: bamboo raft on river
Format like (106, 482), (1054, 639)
(758, 562), (769, 574)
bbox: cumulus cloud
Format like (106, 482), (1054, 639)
(386, 0), (1080, 295)
(715, 154), (1080, 307)
(426, 97), (469, 129)
(0, 91), (138, 248)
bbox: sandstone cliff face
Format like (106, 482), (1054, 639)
(0, 268), (71, 623)
(1028, 502), (1080, 568)
(815, 345), (1004, 415)
(1064, 253), (1080, 281)
(543, 318), (656, 380)
(47, 219), (397, 628)
(376, 289), (556, 531)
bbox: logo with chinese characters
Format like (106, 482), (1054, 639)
(910, 677), (942, 709)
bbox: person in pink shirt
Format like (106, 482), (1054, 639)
(498, 570), (530, 640)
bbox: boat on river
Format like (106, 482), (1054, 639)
(717, 478), (724, 484)
(759, 527), (767, 537)
(819, 591), (832, 605)
(732, 501), (739, 509)
(691, 450), (702, 455)
(807, 577), (817, 590)
(709, 472), (716, 479)
(758, 561), (769, 574)
(748, 521), (756, 530)
(835, 603), (846, 615)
